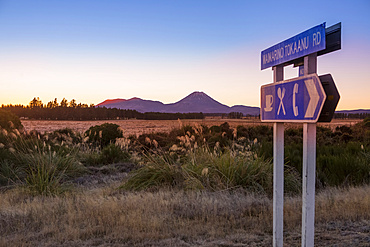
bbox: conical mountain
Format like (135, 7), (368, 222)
(166, 91), (230, 113)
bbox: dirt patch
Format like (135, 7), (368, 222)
(71, 163), (137, 188)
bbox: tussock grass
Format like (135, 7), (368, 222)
(0, 185), (369, 246)
(3, 136), (86, 195)
(120, 147), (274, 193)
(120, 146), (302, 196)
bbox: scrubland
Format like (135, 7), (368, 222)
(1, 185), (369, 246)
(0, 111), (369, 246)
(21, 118), (362, 136)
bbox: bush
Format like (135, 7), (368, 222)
(85, 123), (123, 147)
(0, 109), (23, 131)
(364, 117), (370, 128)
(0, 160), (21, 186)
(100, 144), (130, 165)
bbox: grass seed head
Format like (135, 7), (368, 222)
(152, 139), (159, 149)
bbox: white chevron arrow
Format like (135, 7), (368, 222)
(304, 79), (320, 118)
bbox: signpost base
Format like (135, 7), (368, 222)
(273, 122), (284, 247)
(302, 123), (316, 247)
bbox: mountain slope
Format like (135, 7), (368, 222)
(97, 91), (260, 115)
(166, 91), (230, 113)
(97, 97), (166, 113)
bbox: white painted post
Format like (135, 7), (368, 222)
(302, 53), (317, 247)
(273, 65), (284, 247)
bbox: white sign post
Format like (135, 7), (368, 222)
(301, 53), (317, 247)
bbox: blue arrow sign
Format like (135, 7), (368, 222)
(261, 23), (326, 70)
(260, 74), (326, 122)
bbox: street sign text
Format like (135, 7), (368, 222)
(261, 23), (326, 70)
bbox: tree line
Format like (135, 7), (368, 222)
(333, 112), (370, 119)
(1, 97), (204, 120)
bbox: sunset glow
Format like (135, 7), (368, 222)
(0, 0), (369, 110)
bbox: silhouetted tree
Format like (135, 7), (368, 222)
(69, 99), (77, 108)
(60, 98), (68, 107)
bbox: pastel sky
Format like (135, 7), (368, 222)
(1, 0), (369, 110)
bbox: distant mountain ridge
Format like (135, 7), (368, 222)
(97, 91), (260, 116)
(335, 109), (370, 114)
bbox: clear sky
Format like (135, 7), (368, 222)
(1, 0), (369, 110)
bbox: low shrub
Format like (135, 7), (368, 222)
(364, 117), (370, 127)
(0, 160), (21, 186)
(85, 123), (123, 147)
(100, 143), (130, 165)
(0, 109), (23, 131)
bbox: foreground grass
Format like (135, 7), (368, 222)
(1, 184), (369, 246)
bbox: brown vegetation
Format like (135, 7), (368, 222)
(0, 183), (369, 246)
(0, 115), (367, 246)
(21, 118), (362, 137)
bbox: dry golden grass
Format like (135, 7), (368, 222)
(1, 184), (369, 246)
(21, 118), (362, 137)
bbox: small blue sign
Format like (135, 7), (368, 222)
(261, 23), (326, 70)
(260, 74), (326, 122)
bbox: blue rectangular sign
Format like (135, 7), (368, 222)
(261, 23), (326, 70)
(260, 74), (326, 122)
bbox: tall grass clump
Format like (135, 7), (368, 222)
(5, 135), (86, 195)
(21, 145), (85, 195)
(120, 145), (301, 196)
(185, 147), (274, 193)
(119, 152), (183, 191)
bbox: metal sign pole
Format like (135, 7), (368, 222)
(273, 65), (284, 247)
(302, 53), (317, 247)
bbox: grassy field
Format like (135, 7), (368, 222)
(21, 118), (362, 136)
(1, 180), (369, 246)
(0, 116), (368, 246)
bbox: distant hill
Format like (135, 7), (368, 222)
(97, 91), (260, 116)
(335, 109), (370, 114)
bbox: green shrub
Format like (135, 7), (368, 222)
(0, 160), (22, 186)
(0, 109), (23, 131)
(85, 123), (123, 147)
(364, 117), (370, 128)
(79, 151), (102, 166)
(100, 143), (130, 165)
(317, 149), (370, 187)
